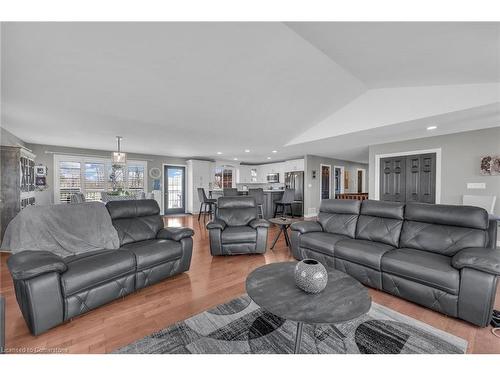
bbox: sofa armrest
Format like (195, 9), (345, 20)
(157, 227), (194, 241)
(452, 247), (500, 275)
(7, 251), (67, 280)
(206, 219), (226, 231)
(290, 221), (323, 234)
(249, 219), (270, 229)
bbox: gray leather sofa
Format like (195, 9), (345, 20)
(206, 196), (270, 255)
(291, 199), (500, 327)
(7, 200), (194, 335)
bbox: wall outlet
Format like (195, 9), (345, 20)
(467, 182), (486, 189)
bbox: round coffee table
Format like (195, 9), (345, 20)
(268, 217), (295, 250)
(246, 261), (371, 353)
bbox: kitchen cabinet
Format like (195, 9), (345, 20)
(284, 158), (304, 172)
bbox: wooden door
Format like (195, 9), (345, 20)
(380, 153), (436, 204)
(380, 157), (406, 202)
(357, 170), (363, 193)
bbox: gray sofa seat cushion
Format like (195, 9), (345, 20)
(121, 239), (182, 270)
(335, 239), (395, 271)
(221, 226), (257, 244)
(61, 250), (136, 296)
(299, 232), (348, 256)
(381, 248), (460, 295)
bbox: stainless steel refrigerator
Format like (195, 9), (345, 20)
(285, 171), (304, 216)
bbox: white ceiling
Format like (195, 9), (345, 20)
(286, 22), (500, 88)
(1, 22), (499, 164)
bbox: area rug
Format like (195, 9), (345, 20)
(114, 295), (467, 354)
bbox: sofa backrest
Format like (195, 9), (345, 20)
(356, 200), (405, 247)
(216, 196), (257, 227)
(106, 199), (164, 246)
(400, 202), (489, 256)
(318, 199), (361, 238)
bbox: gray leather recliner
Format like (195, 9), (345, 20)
(7, 200), (194, 336)
(206, 196), (270, 255)
(290, 199), (500, 327)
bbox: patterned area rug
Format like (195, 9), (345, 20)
(115, 295), (467, 354)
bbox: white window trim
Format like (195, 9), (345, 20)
(54, 154), (147, 203)
(373, 148), (441, 203)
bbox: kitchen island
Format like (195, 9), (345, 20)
(209, 189), (302, 218)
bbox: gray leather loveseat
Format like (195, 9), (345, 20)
(7, 200), (194, 335)
(290, 199), (500, 327)
(206, 196), (270, 255)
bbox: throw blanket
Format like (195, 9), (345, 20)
(1, 202), (120, 257)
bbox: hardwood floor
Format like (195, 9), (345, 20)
(1, 214), (499, 353)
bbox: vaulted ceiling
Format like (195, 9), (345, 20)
(1, 22), (499, 163)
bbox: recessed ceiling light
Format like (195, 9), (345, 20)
(233, 157), (238, 161)
(272, 150), (277, 153)
(427, 125), (437, 130)
(244, 149), (250, 153)
(267, 157), (271, 160)
(216, 151), (222, 155)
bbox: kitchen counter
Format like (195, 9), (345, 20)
(209, 189), (301, 218)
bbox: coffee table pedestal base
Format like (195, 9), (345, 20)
(293, 322), (346, 354)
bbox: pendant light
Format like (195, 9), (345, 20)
(112, 136), (127, 164)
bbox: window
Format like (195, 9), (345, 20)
(59, 162), (81, 203)
(127, 164), (145, 193)
(54, 155), (147, 203)
(84, 162), (106, 201)
(251, 168), (257, 182)
(214, 167), (234, 189)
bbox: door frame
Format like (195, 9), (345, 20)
(333, 165), (345, 197)
(374, 148), (441, 203)
(356, 168), (366, 193)
(319, 164), (332, 200)
(162, 163), (187, 215)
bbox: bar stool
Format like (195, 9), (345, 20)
(197, 188), (217, 222)
(248, 188), (265, 218)
(274, 188), (296, 218)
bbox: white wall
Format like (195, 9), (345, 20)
(304, 154), (369, 217)
(289, 83), (500, 145)
(368, 127), (500, 214)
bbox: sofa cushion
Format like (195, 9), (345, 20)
(217, 197), (257, 227)
(335, 239), (395, 271)
(400, 221), (487, 256)
(381, 248), (460, 295)
(221, 226), (257, 244)
(355, 200), (404, 247)
(299, 232), (348, 256)
(61, 250), (136, 296)
(317, 199), (361, 238)
(405, 202), (489, 230)
(121, 239), (182, 270)
(106, 200), (164, 246)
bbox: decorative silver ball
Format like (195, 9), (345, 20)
(294, 259), (328, 294)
